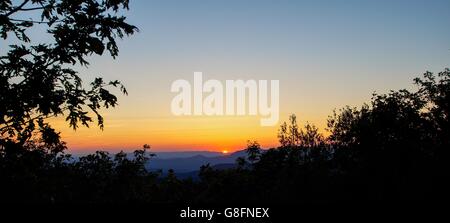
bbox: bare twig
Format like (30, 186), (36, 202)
(19, 6), (46, 11)
(5, 0), (30, 17)
(9, 18), (60, 24)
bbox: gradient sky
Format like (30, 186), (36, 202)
(40, 0), (450, 152)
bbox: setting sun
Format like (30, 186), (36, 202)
(222, 150), (229, 154)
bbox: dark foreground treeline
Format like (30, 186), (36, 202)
(1, 70), (449, 203)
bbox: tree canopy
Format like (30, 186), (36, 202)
(1, 0), (137, 148)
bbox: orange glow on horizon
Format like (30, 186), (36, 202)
(48, 112), (329, 153)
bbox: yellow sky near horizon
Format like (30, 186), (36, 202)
(50, 111), (331, 153)
(34, 0), (450, 153)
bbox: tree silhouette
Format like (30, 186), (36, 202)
(277, 114), (324, 148)
(235, 156), (248, 169)
(0, 0), (137, 149)
(246, 140), (261, 165)
(277, 114), (301, 147)
(300, 122), (324, 147)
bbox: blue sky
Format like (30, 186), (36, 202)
(3, 0), (450, 151)
(103, 0), (450, 121)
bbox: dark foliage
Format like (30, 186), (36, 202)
(1, 0), (449, 205)
(1, 0), (136, 146)
(0, 69), (448, 203)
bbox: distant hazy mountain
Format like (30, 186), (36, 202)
(146, 150), (247, 175)
(71, 149), (249, 179)
(174, 163), (238, 180)
(152, 151), (223, 159)
(70, 150), (226, 159)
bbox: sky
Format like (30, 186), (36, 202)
(14, 0), (450, 152)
